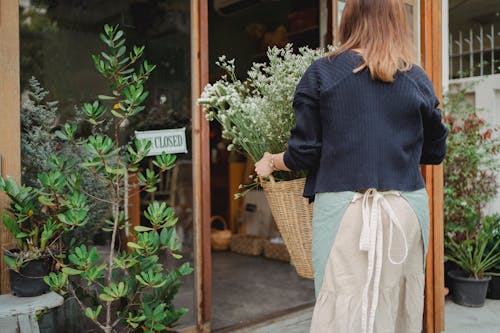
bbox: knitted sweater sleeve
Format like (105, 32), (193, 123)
(283, 62), (322, 171)
(418, 71), (449, 165)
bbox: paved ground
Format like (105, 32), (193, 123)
(233, 297), (500, 332)
(444, 298), (500, 333)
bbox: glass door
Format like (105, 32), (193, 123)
(19, 1), (197, 331)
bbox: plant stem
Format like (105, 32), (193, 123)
(68, 284), (107, 331)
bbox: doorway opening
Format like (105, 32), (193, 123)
(207, 0), (328, 330)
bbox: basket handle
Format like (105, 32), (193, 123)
(210, 215), (228, 230)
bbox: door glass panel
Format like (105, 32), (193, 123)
(19, 1), (196, 331)
(208, 0), (321, 330)
(405, 0), (420, 56)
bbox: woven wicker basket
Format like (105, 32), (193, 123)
(230, 234), (264, 256)
(261, 176), (314, 279)
(263, 239), (291, 262)
(210, 215), (232, 251)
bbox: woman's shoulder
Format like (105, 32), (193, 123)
(402, 64), (433, 86)
(400, 64), (436, 96)
(317, 49), (361, 67)
(303, 51), (360, 85)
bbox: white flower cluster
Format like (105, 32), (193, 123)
(198, 44), (333, 162)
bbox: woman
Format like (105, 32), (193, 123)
(255, 0), (448, 332)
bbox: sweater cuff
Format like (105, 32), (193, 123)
(283, 149), (298, 171)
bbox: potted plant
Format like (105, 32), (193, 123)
(442, 84), (500, 300)
(41, 25), (192, 333)
(0, 169), (89, 297)
(445, 217), (500, 307)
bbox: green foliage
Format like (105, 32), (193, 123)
(21, 77), (59, 188)
(0, 168), (89, 272)
(443, 85), (500, 235)
(42, 24), (191, 333)
(483, 214), (500, 271)
(445, 224), (500, 279)
(20, 77), (111, 245)
(443, 85), (500, 279)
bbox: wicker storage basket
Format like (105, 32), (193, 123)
(261, 176), (314, 279)
(230, 234), (264, 256)
(210, 215), (232, 251)
(263, 239), (291, 262)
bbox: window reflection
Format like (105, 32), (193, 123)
(19, 0), (195, 331)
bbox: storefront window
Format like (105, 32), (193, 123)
(19, 0), (196, 331)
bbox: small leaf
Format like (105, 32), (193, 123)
(61, 267), (83, 275)
(127, 242), (142, 249)
(99, 293), (116, 302)
(134, 226), (154, 232)
(98, 95), (115, 100)
(111, 110), (124, 118)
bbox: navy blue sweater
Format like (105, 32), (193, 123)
(283, 50), (448, 200)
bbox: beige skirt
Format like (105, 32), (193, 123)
(310, 190), (426, 333)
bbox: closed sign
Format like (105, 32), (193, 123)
(135, 128), (188, 156)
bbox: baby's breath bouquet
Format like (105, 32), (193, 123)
(198, 45), (331, 193)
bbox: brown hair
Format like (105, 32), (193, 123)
(329, 0), (417, 82)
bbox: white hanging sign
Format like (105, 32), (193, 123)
(135, 128), (188, 156)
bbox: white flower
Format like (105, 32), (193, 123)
(197, 45), (332, 162)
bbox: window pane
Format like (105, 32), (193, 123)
(19, 1), (196, 331)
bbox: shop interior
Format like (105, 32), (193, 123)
(207, 0), (326, 330)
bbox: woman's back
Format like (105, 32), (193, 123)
(283, 50), (448, 199)
(255, 2), (448, 333)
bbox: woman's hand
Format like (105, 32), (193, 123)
(255, 152), (275, 177)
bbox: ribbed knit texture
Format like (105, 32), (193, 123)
(283, 50), (448, 201)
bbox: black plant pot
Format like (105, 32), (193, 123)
(444, 259), (459, 294)
(487, 275), (500, 300)
(448, 270), (491, 307)
(5, 250), (51, 297)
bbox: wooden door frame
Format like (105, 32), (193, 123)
(0, 1), (21, 295)
(420, 0), (445, 332)
(191, 1), (211, 332)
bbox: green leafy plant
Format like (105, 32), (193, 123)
(484, 214), (500, 272)
(42, 24), (192, 333)
(445, 220), (500, 279)
(0, 168), (89, 271)
(20, 76), (59, 187)
(443, 85), (500, 235)
(20, 77), (111, 245)
(443, 85), (500, 280)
